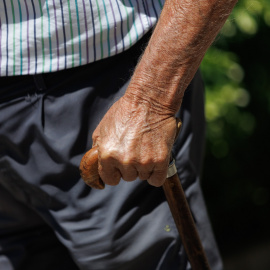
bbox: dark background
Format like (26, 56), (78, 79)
(200, 1), (270, 269)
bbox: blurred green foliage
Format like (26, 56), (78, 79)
(200, 0), (270, 255)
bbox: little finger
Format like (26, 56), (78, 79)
(147, 168), (167, 187)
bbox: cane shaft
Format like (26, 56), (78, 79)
(163, 174), (211, 270)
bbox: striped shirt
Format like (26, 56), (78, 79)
(0, 0), (165, 76)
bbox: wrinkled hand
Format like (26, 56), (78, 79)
(92, 94), (177, 187)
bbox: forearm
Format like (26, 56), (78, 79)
(125, 0), (237, 114)
(91, 0), (237, 187)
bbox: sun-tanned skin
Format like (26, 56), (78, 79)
(92, 0), (238, 187)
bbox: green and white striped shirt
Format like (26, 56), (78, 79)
(0, 0), (164, 76)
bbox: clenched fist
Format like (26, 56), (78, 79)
(91, 94), (178, 187)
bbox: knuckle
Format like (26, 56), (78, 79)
(155, 156), (168, 168)
(100, 154), (114, 164)
(155, 150), (170, 166)
(120, 152), (137, 165)
(139, 158), (154, 167)
(99, 148), (118, 164)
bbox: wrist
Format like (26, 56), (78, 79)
(125, 55), (185, 115)
(124, 81), (183, 116)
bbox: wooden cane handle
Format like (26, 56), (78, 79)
(79, 146), (105, 189)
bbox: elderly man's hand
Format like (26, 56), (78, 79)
(92, 94), (177, 187)
(90, 0), (237, 187)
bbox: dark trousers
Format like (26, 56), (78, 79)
(0, 37), (222, 270)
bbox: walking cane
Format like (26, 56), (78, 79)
(79, 121), (211, 270)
